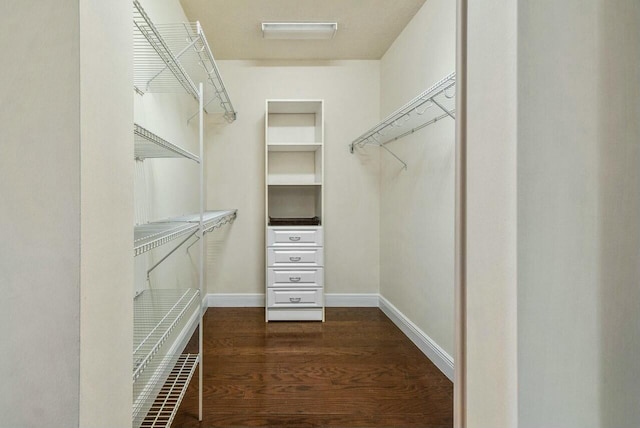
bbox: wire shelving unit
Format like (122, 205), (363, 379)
(133, 0), (236, 122)
(132, 289), (200, 428)
(350, 72), (456, 169)
(134, 124), (200, 162)
(132, 2), (238, 425)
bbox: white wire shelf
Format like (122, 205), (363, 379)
(133, 289), (200, 427)
(134, 210), (237, 256)
(133, 0), (236, 122)
(134, 222), (198, 257)
(133, 289), (199, 382)
(139, 354), (199, 428)
(350, 72), (456, 169)
(171, 209), (237, 234)
(134, 124), (200, 162)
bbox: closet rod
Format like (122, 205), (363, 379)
(349, 72), (456, 168)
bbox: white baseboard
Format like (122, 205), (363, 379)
(325, 293), (379, 307)
(207, 293), (264, 307)
(378, 295), (454, 381)
(206, 293), (379, 307)
(205, 292), (453, 380)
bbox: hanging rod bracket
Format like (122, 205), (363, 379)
(379, 143), (407, 170)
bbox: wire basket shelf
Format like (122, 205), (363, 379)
(134, 210), (236, 256)
(132, 289), (200, 427)
(139, 354), (199, 428)
(133, 0), (236, 122)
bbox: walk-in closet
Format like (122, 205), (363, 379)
(127, 0), (457, 425)
(4, 0), (640, 427)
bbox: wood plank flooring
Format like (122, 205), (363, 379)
(172, 307), (453, 427)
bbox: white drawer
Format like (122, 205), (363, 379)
(267, 288), (323, 308)
(268, 268), (324, 287)
(268, 227), (323, 247)
(267, 247), (323, 267)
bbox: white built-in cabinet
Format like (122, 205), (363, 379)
(265, 100), (325, 322)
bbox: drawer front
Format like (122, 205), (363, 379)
(268, 268), (324, 287)
(267, 288), (323, 308)
(268, 227), (323, 247)
(267, 248), (324, 267)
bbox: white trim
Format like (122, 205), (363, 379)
(206, 293), (380, 308)
(379, 295), (454, 381)
(325, 293), (379, 307)
(206, 293), (265, 307)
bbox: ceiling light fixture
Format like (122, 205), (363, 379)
(261, 22), (338, 40)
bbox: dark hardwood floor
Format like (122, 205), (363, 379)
(172, 307), (453, 428)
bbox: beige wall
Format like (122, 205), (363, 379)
(517, 1), (640, 427)
(0, 2), (82, 425)
(78, 0), (133, 425)
(0, 1), (133, 426)
(464, 0), (519, 426)
(379, 0), (456, 357)
(464, 0), (640, 426)
(205, 60), (381, 296)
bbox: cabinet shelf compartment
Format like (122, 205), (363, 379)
(268, 217), (320, 226)
(267, 151), (322, 185)
(266, 100), (323, 144)
(134, 124), (199, 162)
(133, 0), (236, 122)
(268, 186), (322, 223)
(267, 143), (322, 152)
(133, 289), (200, 428)
(139, 353), (199, 428)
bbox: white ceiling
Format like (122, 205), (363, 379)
(179, 0), (427, 60)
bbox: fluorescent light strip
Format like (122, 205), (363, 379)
(262, 22), (337, 40)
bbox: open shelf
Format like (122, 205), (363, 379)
(134, 124), (199, 162)
(267, 150), (322, 185)
(268, 181), (322, 186)
(266, 100), (323, 144)
(268, 186), (322, 222)
(139, 354), (199, 428)
(132, 289), (200, 428)
(134, 210), (237, 256)
(350, 72), (455, 168)
(267, 143), (322, 152)
(133, 0), (236, 122)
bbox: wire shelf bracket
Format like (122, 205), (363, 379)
(349, 72), (456, 169)
(133, 0), (237, 123)
(144, 210), (238, 280)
